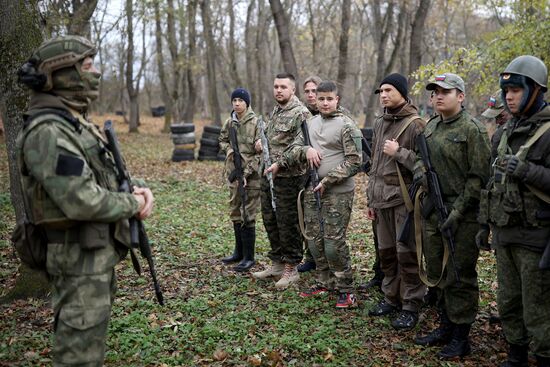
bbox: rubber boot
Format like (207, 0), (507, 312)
(536, 355), (550, 367)
(222, 222), (243, 264)
(234, 226), (255, 272)
(415, 309), (455, 346)
(438, 323), (471, 359)
(500, 344), (529, 367)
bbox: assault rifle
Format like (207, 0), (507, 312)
(361, 136), (372, 173)
(228, 112), (248, 224)
(301, 119), (324, 234)
(104, 120), (164, 305)
(416, 133), (460, 283)
(396, 181), (421, 243)
(258, 116), (276, 211)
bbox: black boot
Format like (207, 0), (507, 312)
(438, 323), (471, 359)
(234, 226), (255, 272)
(222, 222), (243, 264)
(500, 344), (528, 367)
(536, 355), (550, 367)
(415, 309), (455, 346)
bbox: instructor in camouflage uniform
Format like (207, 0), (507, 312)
(252, 73), (311, 289)
(413, 73), (490, 359)
(219, 88), (261, 272)
(16, 36), (154, 366)
(479, 56), (550, 367)
(268, 80), (362, 307)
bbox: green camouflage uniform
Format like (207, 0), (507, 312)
(420, 109), (490, 324)
(261, 95), (311, 265)
(17, 93), (140, 366)
(219, 107), (261, 226)
(281, 110), (362, 291)
(481, 105), (550, 357)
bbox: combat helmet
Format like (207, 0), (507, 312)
(501, 55), (548, 92)
(19, 35), (97, 92)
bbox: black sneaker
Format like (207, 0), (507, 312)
(297, 261), (316, 273)
(368, 300), (397, 316)
(392, 310), (418, 330)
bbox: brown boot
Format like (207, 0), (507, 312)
(275, 264), (299, 289)
(251, 261), (284, 280)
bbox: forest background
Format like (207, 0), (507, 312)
(0, 0), (549, 366)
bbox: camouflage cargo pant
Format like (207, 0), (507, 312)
(376, 204), (425, 312)
(228, 181), (260, 225)
(261, 175), (305, 265)
(46, 229), (120, 366)
(496, 242), (550, 357)
(305, 190), (354, 293)
(423, 212), (479, 324)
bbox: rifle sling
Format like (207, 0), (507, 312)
(393, 115), (420, 213)
(414, 186), (449, 287)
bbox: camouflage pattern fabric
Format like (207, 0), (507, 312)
(423, 213), (480, 324)
(219, 107), (261, 224)
(419, 109), (490, 324)
(261, 175), (305, 265)
(305, 190), (354, 293)
(496, 245), (550, 357)
(18, 93), (140, 366)
(219, 107), (261, 188)
(265, 95), (311, 178)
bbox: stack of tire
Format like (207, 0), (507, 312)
(171, 123), (195, 162)
(198, 125), (224, 161)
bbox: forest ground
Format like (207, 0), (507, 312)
(0, 115), (509, 366)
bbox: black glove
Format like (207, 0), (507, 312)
(504, 155), (529, 180)
(475, 224), (491, 251)
(440, 209), (463, 237)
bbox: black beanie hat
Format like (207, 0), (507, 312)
(231, 87), (251, 107)
(375, 73), (408, 99)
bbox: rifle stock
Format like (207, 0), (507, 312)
(416, 133), (460, 283)
(103, 120), (165, 305)
(301, 119), (324, 234)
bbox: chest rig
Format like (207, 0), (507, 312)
(479, 120), (550, 227)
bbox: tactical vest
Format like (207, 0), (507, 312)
(479, 120), (550, 228)
(16, 110), (121, 229)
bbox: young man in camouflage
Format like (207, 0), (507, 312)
(366, 73), (426, 329)
(16, 36), (154, 366)
(478, 56), (550, 367)
(297, 75), (322, 273)
(413, 73), (490, 359)
(252, 73), (311, 289)
(219, 88), (261, 272)
(267, 80), (362, 307)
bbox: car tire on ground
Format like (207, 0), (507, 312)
(170, 124), (194, 134)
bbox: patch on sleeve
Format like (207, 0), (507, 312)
(55, 154), (84, 176)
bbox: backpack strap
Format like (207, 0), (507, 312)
(394, 115), (422, 212)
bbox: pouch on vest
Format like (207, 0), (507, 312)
(79, 222), (109, 250)
(11, 219), (47, 271)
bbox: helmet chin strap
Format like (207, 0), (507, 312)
(520, 85), (541, 115)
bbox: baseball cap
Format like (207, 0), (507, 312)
(426, 73), (465, 93)
(481, 91), (504, 118)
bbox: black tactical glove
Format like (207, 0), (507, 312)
(504, 155), (529, 180)
(440, 209), (463, 237)
(475, 224), (491, 251)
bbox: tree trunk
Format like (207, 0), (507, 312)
(228, 0), (242, 87)
(244, 0), (256, 95)
(409, 0), (431, 77)
(200, 0), (222, 125)
(166, 0), (182, 123)
(0, 0), (50, 302)
(336, 0), (351, 102)
(126, 0), (139, 132)
(183, 0), (197, 124)
(68, 0), (98, 38)
(154, 0), (174, 133)
(268, 0), (299, 84)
